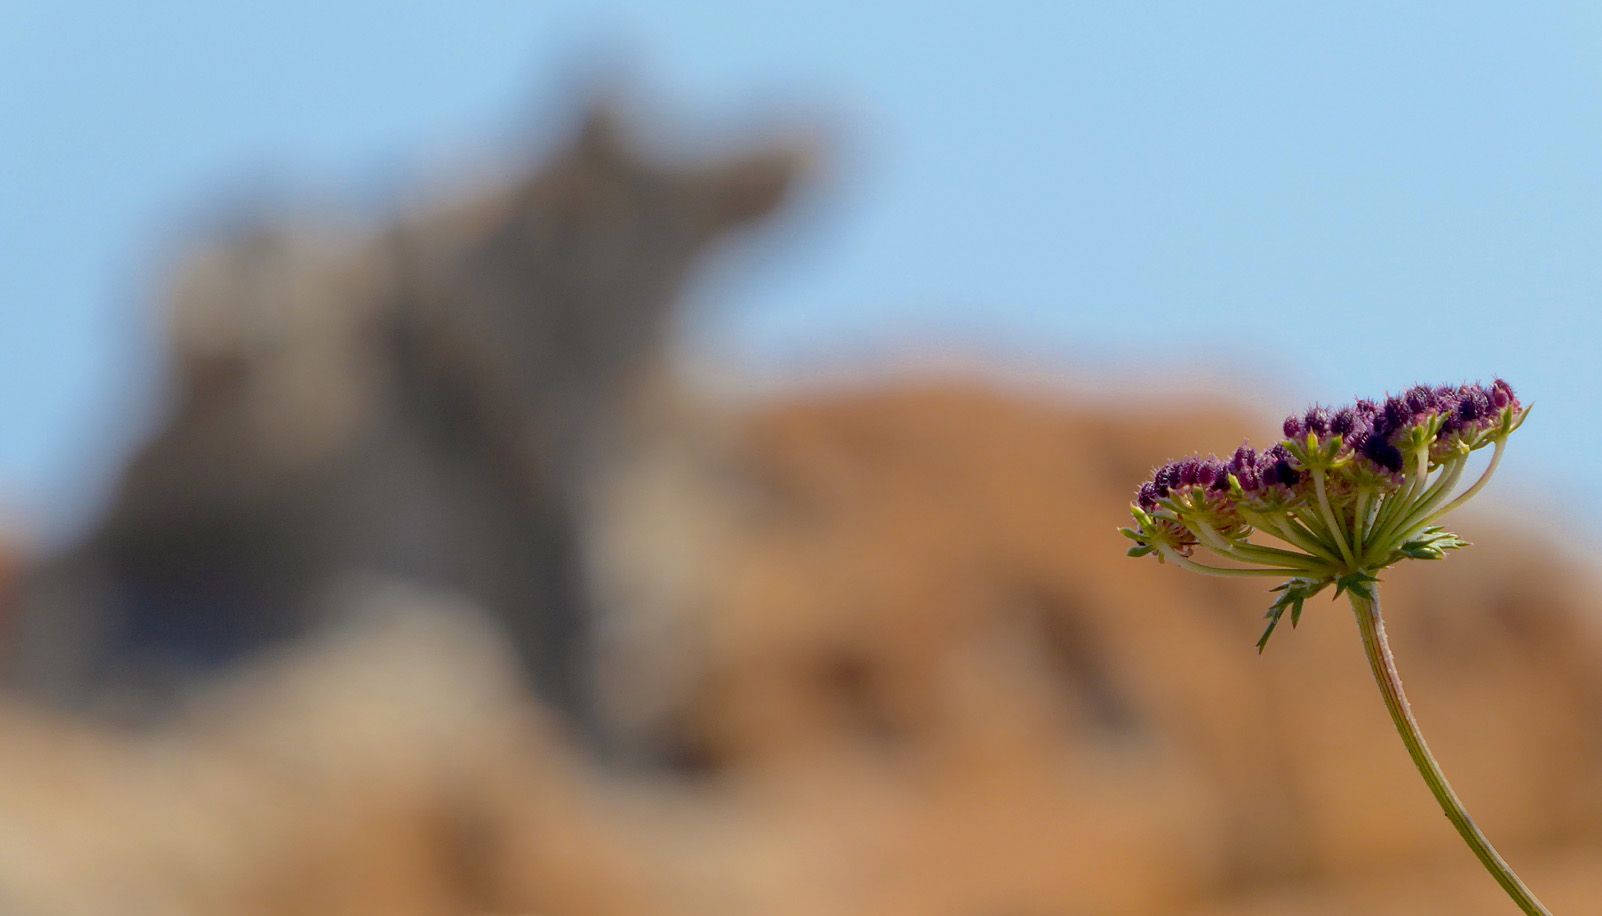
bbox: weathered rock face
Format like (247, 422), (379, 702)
(2, 97), (1600, 914)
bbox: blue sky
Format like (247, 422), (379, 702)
(5, 3), (1602, 540)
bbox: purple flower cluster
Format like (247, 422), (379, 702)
(1282, 379), (1518, 475)
(1135, 379), (1519, 510)
(1137, 443), (1300, 511)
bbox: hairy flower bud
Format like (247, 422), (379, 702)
(1154, 463), (1178, 496)
(1235, 464), (1262, 491)
(1330, 407), (1362, 438)
(1177, 456), (1201, 487)
(1456, 386), (1488, 421)
(1491, 378), (1516, 409)
(1137, 481), (1159, 510)
(1263, 443), (1300, 486)
(1361, 435), (1405, 474)
(1404, 385), (1435, 415)
(1382, 396), (1411, 432)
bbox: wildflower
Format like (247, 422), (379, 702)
(1118, 379), (1546, 914)
(1121, 379), (1528, 648)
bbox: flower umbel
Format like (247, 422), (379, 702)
(1120, 379), (1550, 915)
(1120, 379), (1528, 650)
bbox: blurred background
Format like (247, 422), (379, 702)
(3, 3), (1602, 914)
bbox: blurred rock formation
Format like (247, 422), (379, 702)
(2, 103), (804, 733)
(2, 100), (1601, 914)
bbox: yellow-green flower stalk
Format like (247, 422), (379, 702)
(1120, 379), (1544, 915)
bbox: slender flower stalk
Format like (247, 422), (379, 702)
(1350, 589), (1548, 915)
(1120, 379), (1545, 913)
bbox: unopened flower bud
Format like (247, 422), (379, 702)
(1137, 481), (1159, 510)
(1263, 443), (1300, 486)
(1154, 463), (1178, 496)
(1491, 378), (1516, 409)
(1383, 396), (1411, 431)
(1177, 457), (1201, 487)
(1361, 435), (1405, 474)
(1404, 385), (1435, 415)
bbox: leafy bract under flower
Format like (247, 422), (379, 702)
(1120, 380), (1528, 650)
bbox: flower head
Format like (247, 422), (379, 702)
(1119, 380), (1529, 649)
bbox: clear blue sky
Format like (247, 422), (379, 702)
(5, 3), (1601, 540)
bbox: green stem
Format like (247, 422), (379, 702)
(1364, 455), (1465, 566)
(1404, 444), (1430, 505)
(1229, 543), (1326, 571)
(1351, 487), (1374, 555)
(1367, 444), (1430, 546)
(1380, 456), (1469, 558)
(1157, 547), (1310, 579)
(1348, 587), (1549, 915)
(1285, 509), (1343, 560)
(1240, 509), (1340, 564)
(1423, 437), (1506, 527)
(1312, 468), (1357, 568)
(1191, 520), (1325, 571)
(1365, 489), (1408, 554)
